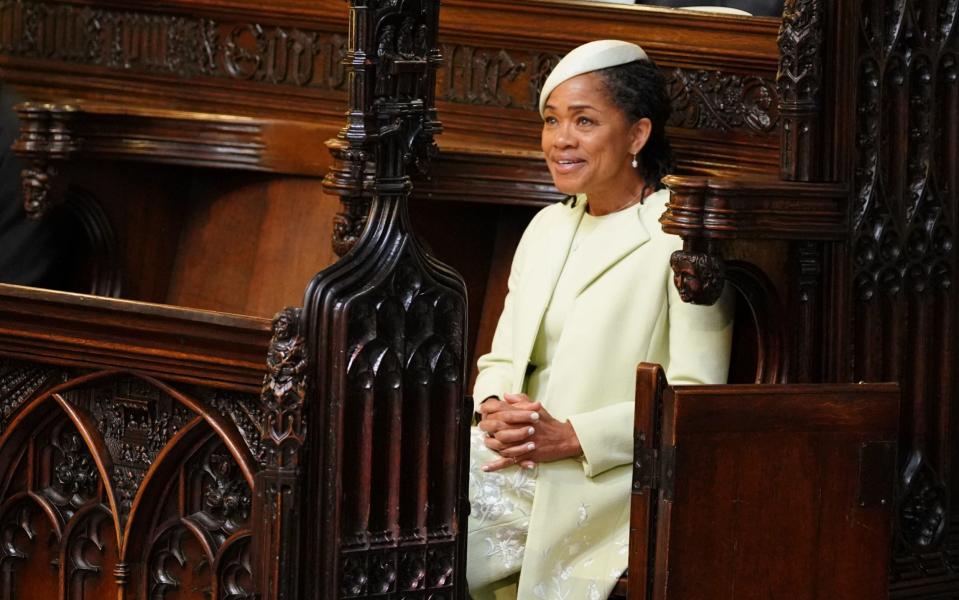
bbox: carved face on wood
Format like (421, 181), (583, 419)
(669, 249), (726, 306)
(540, 72), (650, 211)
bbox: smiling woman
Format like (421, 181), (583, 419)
(466, 40), (734, 600)
(541, 72), (651, 215)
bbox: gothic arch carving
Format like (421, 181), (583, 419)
(0, 370), (258, 597)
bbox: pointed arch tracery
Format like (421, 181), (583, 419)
(0, 368), (256, 598)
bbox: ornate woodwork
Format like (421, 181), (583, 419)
(0, 0), (348, 91)
(0, 367), (258, 598)
(660, 175), (846, 305)
(0, 0), (784, 180)
(776, 0), (824, 181)
(666, 67), (779, 134)
(303, 0), (471, 597)
(2, 0), (956, 597)
(849, 0), (959, 594)
(657, 0), (959, 595)
(0, 358), (59, 432)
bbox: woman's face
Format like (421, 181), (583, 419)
(541, 72), (647, 202)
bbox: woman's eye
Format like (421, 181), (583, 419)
(577, 116), (593, 126)
(544, 116), (557, 125)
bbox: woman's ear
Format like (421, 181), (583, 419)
(629, 117), (653, 155)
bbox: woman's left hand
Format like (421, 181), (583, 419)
(482, 393), (583, 472)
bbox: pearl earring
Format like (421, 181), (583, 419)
(631, 154), (638, 168)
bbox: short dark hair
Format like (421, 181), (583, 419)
(595, 59), (674, 190)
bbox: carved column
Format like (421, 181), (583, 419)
(790, 241), (822, 383)
(304, 0), (470, 598)
(776, 0), (824, 181)
(253, 307), (307, 600)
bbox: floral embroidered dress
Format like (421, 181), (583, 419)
(468, 210), (628, 600)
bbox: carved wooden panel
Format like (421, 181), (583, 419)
(847, 0), (958, 594)
(0, 0), (349, 91)
(0, 367), (257, 599)
(0, 0), (784, 182)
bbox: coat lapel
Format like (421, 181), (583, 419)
(565, 201), (650, 297)
(511, 198), (586, 388)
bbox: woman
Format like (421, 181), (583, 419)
(467, 40), (734, 599)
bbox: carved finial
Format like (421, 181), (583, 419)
(669, 246), (726, 305)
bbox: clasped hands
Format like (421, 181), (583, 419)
(478, 393), (583, 472)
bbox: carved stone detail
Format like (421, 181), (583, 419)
(776, 0), (824, 180)
(0, 1), (348, 90)
(669, 245), (727, 306)
(667, 68), (780, 134)
(260, 307), (307, 468)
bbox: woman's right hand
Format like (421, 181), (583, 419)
(478, 393), (541, 470)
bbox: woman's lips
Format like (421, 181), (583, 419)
(551, 159), (585, 175)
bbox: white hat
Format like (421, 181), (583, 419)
(538, 40), (649, 117)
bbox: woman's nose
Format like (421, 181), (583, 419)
(552, 123), (575, 148)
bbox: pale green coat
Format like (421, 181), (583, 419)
(471, 190), (734, 599)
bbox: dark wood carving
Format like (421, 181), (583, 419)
(13, 102), (77, 218)
(660, 175), (846, 305)
(849, 0), (959, 592)
(666, 67), (780, 134)
(0, 0), (348, 90)
(669, 241), (727, 306)
(0, 358), (59, 433)
(776, 0), (824, 180)
(0, 367), (258, 598)
(251, 307), (307, 598)
(304, 0), (470, 597)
